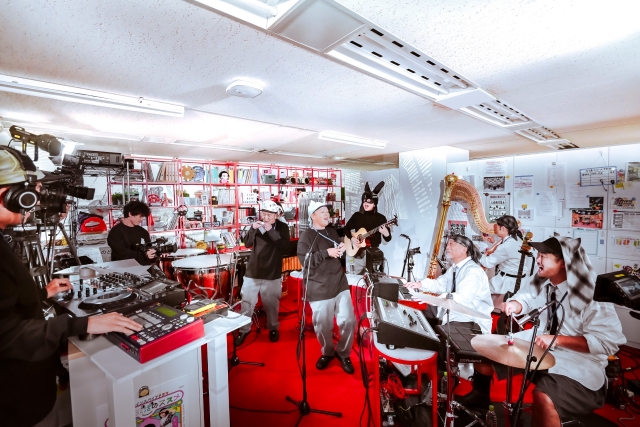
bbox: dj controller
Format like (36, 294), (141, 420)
(52, 271), (186, 319)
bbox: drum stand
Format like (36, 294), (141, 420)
(443, 297), (487, 427)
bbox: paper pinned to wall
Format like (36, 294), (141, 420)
(566, 184), (591, 208)
(483, 159), (507, 176)
(514, 175), (533, 197)
(537, 191), (558, 216)
(573, 228), (599, 255)
(547, 164), (565, 194)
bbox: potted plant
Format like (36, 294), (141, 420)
(112, 192), (123, 205)
(183, 190), (190, 197)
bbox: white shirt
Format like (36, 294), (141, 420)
(510, 280), (626, 390)
(419, 257), (494, 334)
(479, 236), (535, 295)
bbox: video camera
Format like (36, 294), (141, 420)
(135, 237), (177, 257)
(9, 126), (96, 221)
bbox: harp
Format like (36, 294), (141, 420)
(427, 174), (493, 279)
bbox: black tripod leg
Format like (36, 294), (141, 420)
(228, 331), (265, 371)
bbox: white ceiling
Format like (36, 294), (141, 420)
(0, 0), (639, 168)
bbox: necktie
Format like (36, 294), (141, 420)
(549, 289), (559, 335)
(451, 266), (458, 293)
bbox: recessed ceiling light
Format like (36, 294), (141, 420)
(226, 80), (263, 98)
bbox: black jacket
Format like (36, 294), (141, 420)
(0, 231), (88, 426)
(344, 211), (391, 248)
(107, 221), (152, 265)
(297, 226), (349, 302)
(244, 221), (290, 280)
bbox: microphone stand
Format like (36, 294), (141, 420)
(286, 231), (342, 426)
(229, 304), (265, 371)
(511, 292), (567, 427)
(401, 234), (411, 281)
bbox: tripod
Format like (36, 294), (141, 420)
(286, 250), (342, 426)
(228, 328), (264, 372)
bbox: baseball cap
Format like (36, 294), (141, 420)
(529, 237), (563, 257)
(0, 146), (43, 185)
(260, 200), (281, 214)
(308, 201), (329, 216)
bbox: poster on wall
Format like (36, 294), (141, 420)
(571, 209), (604, 229)
(546, 164), (565, 190)
(517, 209), (534, 220)
(448, 220), (467, 236)
(589, 197), (604, 211)
(486, 194), (508, 222)
(136, 378), (187, 426)
(572, 228), (600, 255)
(514, 175), (533, 197)
(627, 162), (640, 182)
(483, 176), (505, 191)
(611, 197), (637, 210)
(483, 159), (507, 176)
(610, 235), (640, 257)
(612, 212), (640, 230)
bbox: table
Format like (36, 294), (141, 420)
(69, 314), (250, 426)
(372, 332), (439, 427)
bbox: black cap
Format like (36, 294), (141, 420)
(530, 237), (563, 257)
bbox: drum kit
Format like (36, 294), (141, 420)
(414, 293), (557, 427)
(160, 248), (249, 303)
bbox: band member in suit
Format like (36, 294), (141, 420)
(344, 182), (391, 274)
(297, 201), (356, 374)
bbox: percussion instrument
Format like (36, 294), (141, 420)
(160, 248), (206, 280)
(412, 293), (491, 319)
(173, 254), (232, 300)
(470, 334), (556, 370)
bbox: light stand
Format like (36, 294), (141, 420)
(286, 243), (342, 426)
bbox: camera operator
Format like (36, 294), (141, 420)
(0, 146), (142, 427)
(108, 201), (155, 265)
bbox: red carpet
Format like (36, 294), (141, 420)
(226, 284), (639, 426)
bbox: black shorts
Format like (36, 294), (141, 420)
(533, 373), (606, 418)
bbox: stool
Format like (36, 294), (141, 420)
(372, 332), (438, 427)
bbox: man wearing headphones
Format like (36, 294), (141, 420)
(0, 146), (142, 427)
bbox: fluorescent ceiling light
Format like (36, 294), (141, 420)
(191, 0), (278, 28)
(172, 140), (256, 153)
(0, 74), (184, 117)
(3, 122), (144, 142)
(270, 151), (327, 159)
(318, 131), (386, 149)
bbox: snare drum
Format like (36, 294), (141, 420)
(160, 248), (206, 280)
(173, 254), (232, 300)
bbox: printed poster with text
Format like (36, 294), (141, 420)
(136, 377), (186, 427)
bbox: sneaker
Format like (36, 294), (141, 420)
(234, 331), (249, 347)
(269, 330), (279, 342)
(316, 355), (334, 370)
(337, 356), (355, 374)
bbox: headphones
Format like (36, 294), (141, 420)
(0, 146), (40, 213)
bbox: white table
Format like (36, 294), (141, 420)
(69, 314), (250, 426)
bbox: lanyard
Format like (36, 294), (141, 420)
(313, 228), (340, 248)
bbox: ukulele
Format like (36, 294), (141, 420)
(343, 215), (398, 257)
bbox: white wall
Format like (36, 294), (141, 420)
(346, 146), (469, 279)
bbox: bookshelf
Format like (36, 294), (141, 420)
(102, 156), (343, 251)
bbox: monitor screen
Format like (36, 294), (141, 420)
(616, 276), (640, 300)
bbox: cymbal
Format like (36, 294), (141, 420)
(411, 293), (491, 319)
(470, 335), (556, 370)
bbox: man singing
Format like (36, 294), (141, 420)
(236, 200), (290, 345)
(297, 201), (356, 374)
(344, 181), (391, 274)
(500, 236), (626, 425)
(107, 201), (156, 265)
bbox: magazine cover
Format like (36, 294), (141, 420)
(135, 378), (186, 427)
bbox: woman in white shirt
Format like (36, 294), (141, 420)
(480, 215), (534, 308)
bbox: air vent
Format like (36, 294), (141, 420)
(327, 26), (471, 98)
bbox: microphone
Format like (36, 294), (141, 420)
(400, 234), (409, 239)
(516, 299), (555, 327)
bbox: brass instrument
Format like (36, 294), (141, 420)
(427, 174), (494, 279)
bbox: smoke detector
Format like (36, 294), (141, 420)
(226, 80), (263, 98)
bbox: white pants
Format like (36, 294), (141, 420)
(309, 290), (356, 358)
(239, 277), (282, 333)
